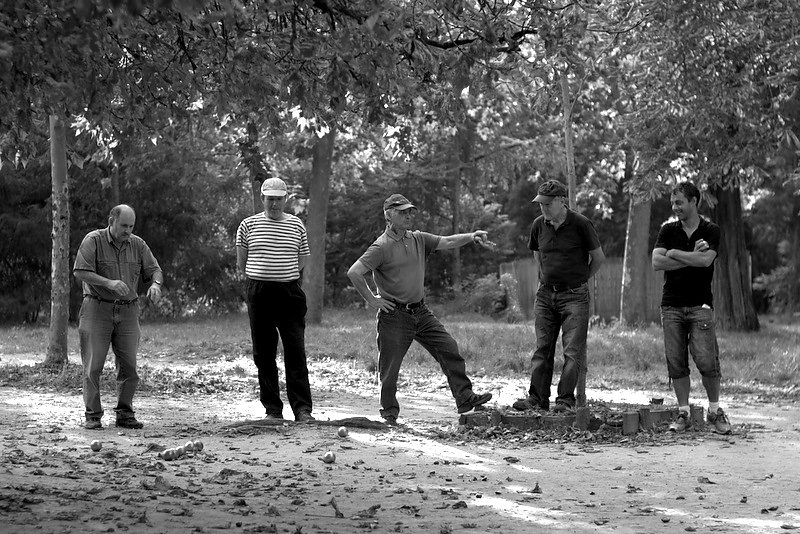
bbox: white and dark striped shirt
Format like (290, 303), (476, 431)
(236, 213), (310, 282)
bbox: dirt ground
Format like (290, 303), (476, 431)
(1, 352), (799, 534)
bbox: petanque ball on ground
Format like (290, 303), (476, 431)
(322, 451), (336, 464)
(184, 441), (195, 452)
(193, 440), (204, 451)
(337, 426), (348, 438)
(90, 440), (102, 452)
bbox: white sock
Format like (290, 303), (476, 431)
(679, 405), (690, 415)
(709, 402), (720, 413)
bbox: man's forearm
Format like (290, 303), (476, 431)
(438, 232), (478, 250)
(652, 254), (686, 271)
(667, 249), (713, 268)
(74, 270), (112, 289)
(348, 273), (377, 305)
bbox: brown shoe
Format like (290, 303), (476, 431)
(84, 419), (102, 430)
(295, 411), (315, 423)
(115, 416), (143, 429)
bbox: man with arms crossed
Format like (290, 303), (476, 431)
(347, 194), (493, 426)
(652, 181), (731, 434)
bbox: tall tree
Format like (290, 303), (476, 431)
(44, 115), (70, 366)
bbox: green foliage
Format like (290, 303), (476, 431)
(463, 274), (506, 316)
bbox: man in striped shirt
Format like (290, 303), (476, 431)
(236, 178), (314, 422)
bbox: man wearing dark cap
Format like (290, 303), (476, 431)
(347, 194), (494, 425)
(236, 177), (315, 423)
(513, 180), (605, 413)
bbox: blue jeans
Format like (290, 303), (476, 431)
(376, 305), (474, 418)
(528, 284), (590, 409)
(661, 306), (720, 379)
(78, 297), (141, 419)
(246, 279), (313, 417)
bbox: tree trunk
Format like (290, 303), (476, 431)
(238, 121), (269, 214)
(620, 197), (652, 323)
(303, 126), (337, 324)
(110, 164), (120, 206)
(44, 114), (70, 368)
(710, 185), (759, 331)
(450, 165), (462, 290)
(560, 73), (577, 209)
(789, 194), (800, 312)
(620, 150), (652, 324)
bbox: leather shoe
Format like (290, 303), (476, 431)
(295, 411), (315, 423)
(115, 416), (144, 429)
(84, 419), (102, 430)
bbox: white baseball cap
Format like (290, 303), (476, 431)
(261, 177), (287, 197)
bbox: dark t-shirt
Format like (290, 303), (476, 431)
(528, 210), (602, 287)
(653, 217), (720, 307)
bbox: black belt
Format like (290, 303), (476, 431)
(392, 299), (425, 311)
(84, 295), (138, 305)
(542, 282), (586, 292)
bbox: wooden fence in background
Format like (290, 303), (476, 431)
(499, 257), (664, 323)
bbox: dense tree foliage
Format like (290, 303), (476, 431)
(1, 0), (797, 330)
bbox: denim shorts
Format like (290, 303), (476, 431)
(661, 305), (721, 379)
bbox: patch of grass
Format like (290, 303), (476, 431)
(1, 310), (798, 398)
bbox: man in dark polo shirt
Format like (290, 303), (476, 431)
(347, 194), (494, 425)
(73, 204), (163, 430)
(652, 181), (731, 434)
(513, 180), (605, 413)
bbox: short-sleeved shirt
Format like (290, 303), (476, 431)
(73, 228), (162, 301)
(528, 209), (602, 287)
(236, 213), (310, 282)
(356, 229), (441, 304)
(654, 217), (720, 307)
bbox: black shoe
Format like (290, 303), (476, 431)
(115, 416), (144, 429)
(383, 415), (398, 426)
(295, 411), (315, 423)
(552, 402), (575, 414)
(457, 392), (493, 414)
(84, 419), (102, 430)
(264, 413), (284, 421)
(512, 397), (537, 411)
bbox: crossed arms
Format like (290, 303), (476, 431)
(652, 239), (717, 271)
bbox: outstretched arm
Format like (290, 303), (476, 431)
(436, 230), (494, 250)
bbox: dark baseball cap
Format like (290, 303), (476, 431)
(532, 180), (568, 203)
(383, 194), (416, 211)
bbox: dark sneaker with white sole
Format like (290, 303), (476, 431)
(707, 408), (732, 435)
(383, 415), (398, 427)
(669, 411), (691, 432)
(457, 392), (493, 414)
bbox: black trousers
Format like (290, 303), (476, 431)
(246, 279), (313, 417)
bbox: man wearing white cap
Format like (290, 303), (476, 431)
(236, 177), (315, 422)
(347, 193), (494, 425)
